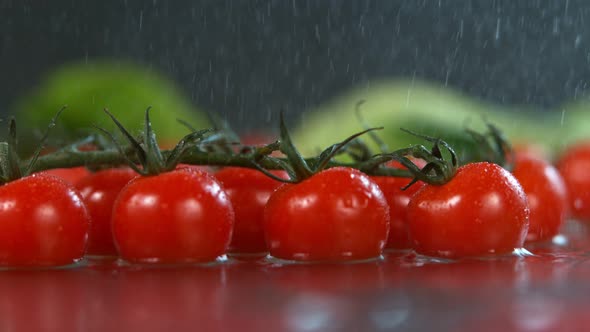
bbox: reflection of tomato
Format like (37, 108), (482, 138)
(0, 271), (87, 331)
(264, 167), (389, 262)
(115, 267), (228, 331)
(403, 259), (520, 291)
(512, 154), (568, 243)
(371, 160), (426, 250)
(75, 168), (138, 256)
(556, 142), (590, 222)
(555, 218), (590, 253)
(266, 262), (387, 294)
(0, 174), (89, 266)
(518, 252), (575, 285)
(407, 162), (529, 259)
(112, 168), (234, 263)
(457, 297), (590, 332)
(215, 167), (287, 255)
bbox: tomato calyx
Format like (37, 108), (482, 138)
(178, 112), (241, 156)
(465, 121), (514, 170)
(354, 128), (458, 187)
(0, 107), (66, 184)
(337, 101), (457, 187)
(181, 113), (291, 182)
(276, 112), (383, 183)
(100, 107), (214, 176)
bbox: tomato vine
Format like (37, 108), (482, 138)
(4, 107), (465, 187)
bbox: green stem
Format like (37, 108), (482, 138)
(27, 148), (415, 179)
(29, 150), (128, 172)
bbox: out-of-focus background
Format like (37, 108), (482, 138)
(1, 0), (590, 152)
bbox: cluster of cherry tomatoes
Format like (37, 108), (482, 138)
(3, 131), (590, 268)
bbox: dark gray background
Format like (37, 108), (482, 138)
(1, 0), (588, 132)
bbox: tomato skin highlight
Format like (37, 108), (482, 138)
(512, 154), (568, 243)
(215, 167), (287, 255)
(75, 168), (138, 256)
(556, 142), (590, 222)
(264, 167), (390, 262)
(407, 162), (529, 259)
(112, 168), (234, 263)
(0, 174), (90, 267)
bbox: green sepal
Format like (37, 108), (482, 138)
(279, 113), (314, 181)
(22, 107), (67, 177)
(354, 100), (389, 153)
(143, 107), (166, 174)
(400, 128), (458, 169)
(163, 128), (214, 171)
(103, 108), (148, 173)
(314, 127), (383, 172)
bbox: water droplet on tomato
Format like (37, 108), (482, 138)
(293, 253), (309, 260)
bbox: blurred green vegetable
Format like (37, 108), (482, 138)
(292, 79), (573, 162)
(14, 60), (208, 151)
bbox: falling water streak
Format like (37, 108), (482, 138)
(314, 24), (321, 42)
(553, 18), (560, 35)
(139, 10), (143, 31)
(444, 69), (451, 86)
(495, 18), (501, 41)
(406, 72), (416, 108)
(561, 109), (566, 127)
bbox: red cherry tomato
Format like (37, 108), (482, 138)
(407, 162), (529, 259)
(42, 167), (91, 184)
(511, 142), (550, 160)
(264, 167), (390, 262)
(175, 164), (212, 173)
(512, 153), (568, 243)
(112, 168), (234, 264)
(370, 159), (426, 250)
(39, 144), (95, 184)
(0, 173), (90, 266)
(556, 142), (590, 222)
(240, 132), (276, 146)
(215, 167), (287, 255)
(0, 271), (88, 330)
(75, 168), (138, 256)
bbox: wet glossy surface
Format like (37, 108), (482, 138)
(2, 220), (590, 332)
